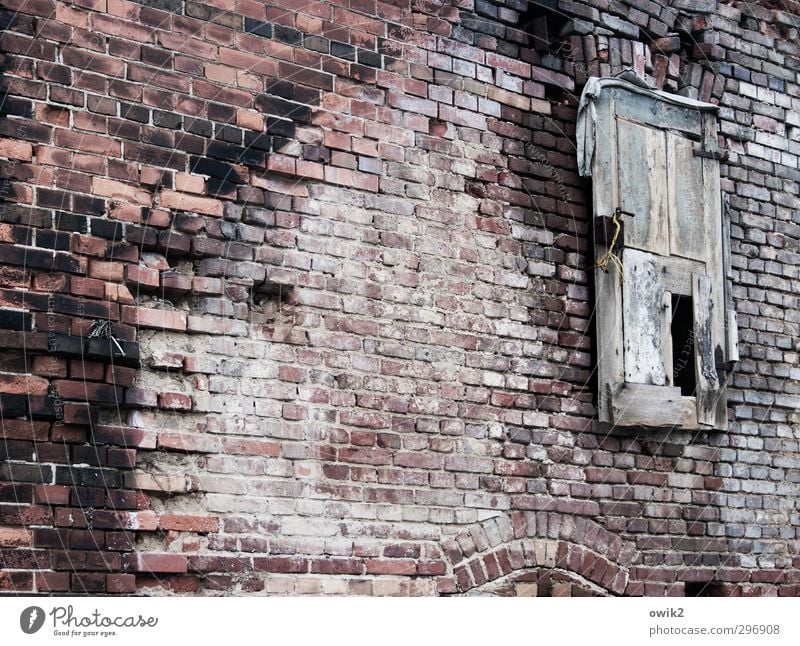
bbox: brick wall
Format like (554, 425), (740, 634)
(0, 0), (798, 596)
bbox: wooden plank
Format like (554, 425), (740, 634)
(702, 154), (729, 430)
(610, 383), (687, 428)
(592, 92), (624, 423)
(611, 88), (705, 136)
(721, 194), (740, 364)
(667, 132), (707, 261)
(658, 255), (706, 296)
(616, 118), (669, 255)
(692, 273), (722, 427)
(622, 248), (668, 386)
(702, 111), (718, 152)
(662, 291), (674, 387)
(681, 396), (699, 429)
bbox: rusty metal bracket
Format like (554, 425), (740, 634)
(594, 207), (634, 249)
(594, 215), (621, 249)
(693, 145), (729, 161)
(716, 359), (737, 373)
(715, 346), (737, 377)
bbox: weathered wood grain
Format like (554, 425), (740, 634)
(667, 132), (706, 261)
(658, 255), (705, 296)
(623, 249), (667, 386)
(593, 93), (625, 423)
(610, 87), (704, 137)
(610, 383), (686, 427)
(702, 147), (729, 430)
(616, 117), (669, 255)
(693, 273), (722, 427)
(721, 194), (740, 364)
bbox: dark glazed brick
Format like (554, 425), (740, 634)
(130, 0), (183, 11)
(305, 36), (330, 54)
(244, 18), (272, 38)
(54, 467), (122, 489)
(36, 229), (70, 251)
(214, 125), (243, 144)
(255, 95), (311, 122)
(185, 118), (213, 137)
(74, 195), (107, 217)
(186, 2), (243, 29)
(274, 25), (303, 45)
(0, 310), (32, 331)
(153, 110), (182, 129)
(357, 49), (383, 68)
(331, 41), (357, 61)
(266, 118), (294, 138)
(207, 103), (236, 123)
(54, 212), (88, 233)
(189, 156), (247, 183)
(89, 218), (124, 241)
(141, 46), (173, 68)
(244, 132), (271, 151)
(206, 140), (240, 162)
(0, 463), (53, 483)
(120, 103), (150, 123)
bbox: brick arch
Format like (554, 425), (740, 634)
(438, 511), (638, 596)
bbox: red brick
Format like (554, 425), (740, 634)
(92, 176), (151, 205)
(253, 556), (310, 574)
(310, 558), (363, 575)
(236, 109), (264, 131)
(124, 263), (159, 288)
(0, 138), (33, 161)
(0, 373), (49, 396)
(366, 559), (417, 575)
(0, 527), (31, 547)
(0, 571), (33, 592)
(55, 129), (121, 156)
(88, 260), (124, 281)
(159, 515), (219, 533)
(121, 305), (187, 331)
(37, 571), (71, 592)
(33, 485), (71, 505)
(32, 356), (68, 378)
(267, 154), (296, 175)
(72, 236), (107, 257)
(220, 438), (280, 457)
(159, 190), (224, 216)
(158, 433), (220, 453)
(127, 553), (188, 573)
(158, 392), (192, 410)
(175, 173), (205, 194)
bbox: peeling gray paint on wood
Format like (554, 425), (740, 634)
(667, 132), (706, 261)
(610, 383), (686, 427)
(592, 92), (624, 424)
(623, 249), (667, 386)
(608, 87), (704, 137)
(693, 273), (721, 427)
(658, 255), (704, 297)
(721, 194), (739, 364)
(616, 118), (669, 255)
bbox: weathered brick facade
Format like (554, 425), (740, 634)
(0, 0), (798, 596)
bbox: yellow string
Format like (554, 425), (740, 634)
(594, 210), (625, 280)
